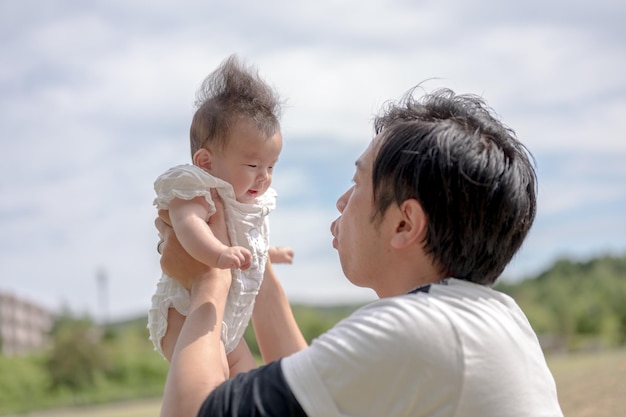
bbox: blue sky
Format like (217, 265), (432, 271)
(1, 0), (625, 320)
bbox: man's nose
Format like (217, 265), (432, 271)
(336, 187), (351, 212)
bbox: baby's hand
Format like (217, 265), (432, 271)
(269, 246), (294, 264)
(217, 246), (253, 270)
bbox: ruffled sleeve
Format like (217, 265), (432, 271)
(153, 165), (233, 213)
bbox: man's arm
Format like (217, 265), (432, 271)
(156, 197), (233, 417)
(158, 256), (309, 417)
(252, 259), (307, 363)
(159, 266), (231, 417)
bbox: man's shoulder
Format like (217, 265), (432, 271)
(360, 278), (496, 310)
(341, 278), (518, 340)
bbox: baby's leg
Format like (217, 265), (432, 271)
(226, 338), (257, 377)
(161, 307), (185, 361)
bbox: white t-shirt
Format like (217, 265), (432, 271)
(148, 164), (275, 354)
(282, 278), (563, 417)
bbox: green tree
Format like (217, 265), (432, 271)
(497, 254), (626, 351)
(45, 312), (110, 392)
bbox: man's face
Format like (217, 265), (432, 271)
(330, 137), (383, 288)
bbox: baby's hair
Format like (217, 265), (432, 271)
(189, 55), (282, 156)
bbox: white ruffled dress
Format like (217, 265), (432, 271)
(147, 164), (276, 355)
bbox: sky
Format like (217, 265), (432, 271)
(1, 0), (625, 321)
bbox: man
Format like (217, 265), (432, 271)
(156, 87), (564, 416)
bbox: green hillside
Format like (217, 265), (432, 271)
(495, 254), (626, 352)
(2, 253), (625, 415)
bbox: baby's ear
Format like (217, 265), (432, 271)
(193, 148), (212, 170)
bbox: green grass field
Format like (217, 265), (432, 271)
(15, 349), (626, 417)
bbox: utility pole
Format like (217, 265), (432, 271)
(96, 267), (109, 325)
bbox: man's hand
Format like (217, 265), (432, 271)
(156, 212), (207, 290)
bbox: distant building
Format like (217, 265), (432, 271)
(0, 292), (55, 356)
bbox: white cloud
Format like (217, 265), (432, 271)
(538, 153), (626, 215)
(1, 0), (625, 318)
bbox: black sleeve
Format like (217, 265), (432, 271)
(198, 359), (308, 417)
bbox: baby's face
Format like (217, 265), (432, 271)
(209, 117), (282, 204)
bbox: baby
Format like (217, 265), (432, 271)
(148, 55), (293, 373)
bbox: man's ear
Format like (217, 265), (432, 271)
(193, 148), (213, 171)
(390, 199), (427, 249)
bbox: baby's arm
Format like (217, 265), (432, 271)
(268, 246), (294, 264)
(168, 196), (252, 270)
